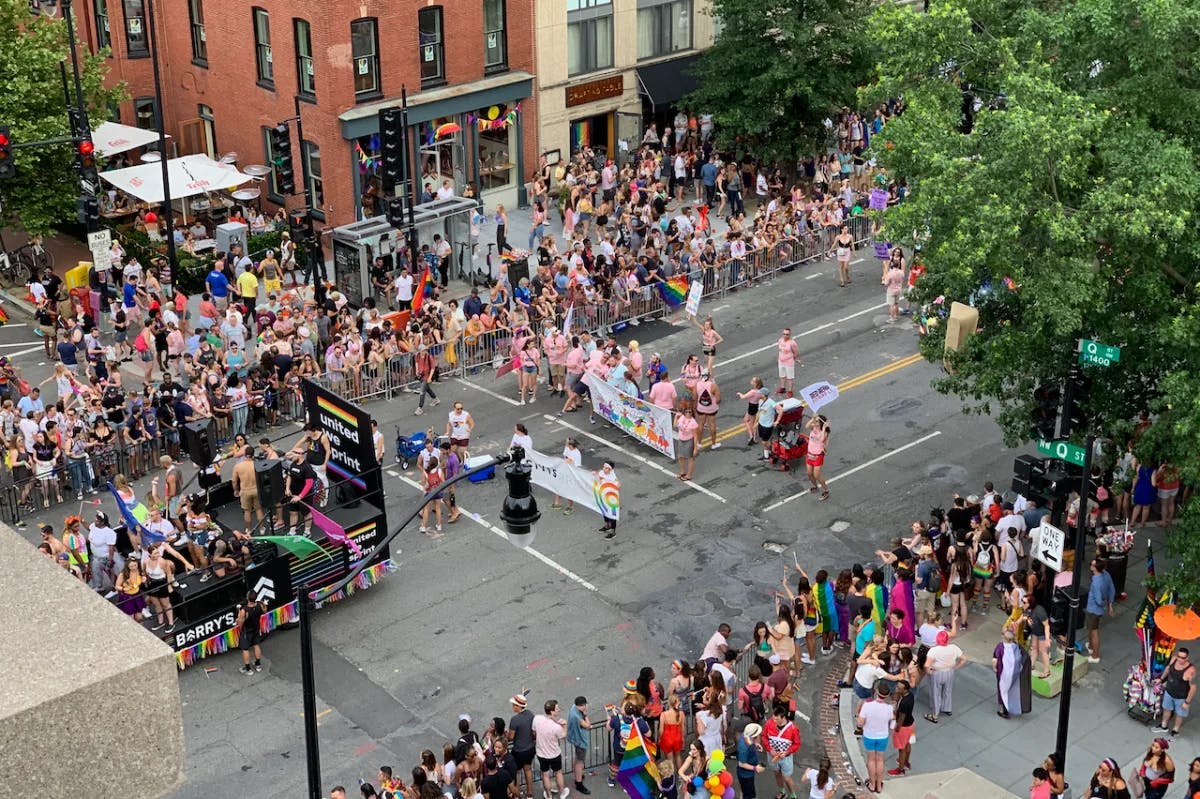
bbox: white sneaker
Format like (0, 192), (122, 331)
(1087, 656), (1100, 664)
(711, 442), (722, 450)
(432, 398), (441, 406)
(414, 408), (424, 416)
(562, 789), (570, 799)
(141, 608), (152, 619)
(801, 656), (816, 665)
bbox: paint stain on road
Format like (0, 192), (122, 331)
(354, 742), (379, 757)
(527, 657), (549, 670)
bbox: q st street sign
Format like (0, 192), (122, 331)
(1079, 339), (1121, 368)
(1038, 438), (1087, 467)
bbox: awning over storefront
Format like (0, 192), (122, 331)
(92, 121), (170, 158)
(338, 71), (535, 138)
(99, 154), (252, 204)
(636, 53), (703, 108)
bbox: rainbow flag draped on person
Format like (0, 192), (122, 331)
(813, 578), (838, 636)
(656, 275), (689, 308)
(411, 267), (433, 315)
(866, 579), (889, 630)
(616, 716), (660, 799)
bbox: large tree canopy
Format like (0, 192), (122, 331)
(864, 0), (1200, 601)
(0, 0), (125, 233)
(685, 0), (873, 159)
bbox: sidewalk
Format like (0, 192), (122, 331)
(831, 533), (1172, 799)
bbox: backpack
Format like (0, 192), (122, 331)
(975, 545), (992, 569)
(744, 684), (766, 722)
(927, 566), (942, 594)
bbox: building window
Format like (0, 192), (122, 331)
(295, 19), (315, 98)
(94, 0), (110, 50)
(252, 7), (273, 87)
(134, 97), (159, 131)
(304, 140), (324, 218)
(418, 7), (445, 87)
(262, 126), (283, 201)
(637, 0), (691, 60)
(477, 106), (516, 193)
(188, 0), (207, 64)
(351, 18), (380, 98)
(123, 0), (148, 58)
(484, 0), (507, 73)
(567, 0), (613, 77)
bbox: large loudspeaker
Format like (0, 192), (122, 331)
(183, 418), (216, 467)
(173, 570), (244, 624)
(254, 459), (284, 509)
(508, 253), (530, 288)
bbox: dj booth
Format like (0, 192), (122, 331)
(158, 379), (394, 670)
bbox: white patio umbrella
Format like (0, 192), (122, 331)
(99, 153), (252, 204)
(91, 121), (171, 158)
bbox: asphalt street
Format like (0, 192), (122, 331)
(1, 251), (1030, 798)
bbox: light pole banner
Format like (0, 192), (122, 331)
(583, 372), (676, 458)
(527, 448), (613, 518)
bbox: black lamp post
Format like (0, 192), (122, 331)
(142, 0), (179, 276)
(298, 448), (540, 799)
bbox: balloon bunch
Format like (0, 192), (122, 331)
(691, 749), (734, 799)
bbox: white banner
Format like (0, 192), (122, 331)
(798, 380), (839, 412)
(685, 280), (703, 317)
(584, 372), (675, 458)
(527, 448), (608, 518)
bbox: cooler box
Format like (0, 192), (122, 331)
(465, 456), (496, 483)
(66, 262), (91, 291)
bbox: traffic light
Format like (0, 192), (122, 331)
(77, 195), (99, 227)
(0, 126), (13, 180)
(77, 138), (100, 186)
(270, 122), (295, 195)
(379, 108), (404, 194)
(288, 209), (313, 244)
(1060, 366), (1091, 438)
(386, 197), (406, 227)
(1031, 382), (1060, 441)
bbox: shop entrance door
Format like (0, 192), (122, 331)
(615, 112), (641, 168)
(419, 134), (465, 193)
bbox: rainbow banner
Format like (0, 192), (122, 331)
(583, 371), (675, 459)
(656, 275), (689, 309)
(592, 474), (620, 522)
(527, 447), (607, 518)
(616, 713), (659, 799)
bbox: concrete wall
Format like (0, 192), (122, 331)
(0, 523), (184, 798)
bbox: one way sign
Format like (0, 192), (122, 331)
(1034, 522), (1066, 572)
(253, 576), (276, 603)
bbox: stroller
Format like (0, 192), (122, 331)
(395, 428), (429, 470)
(767, 398), (809, 471)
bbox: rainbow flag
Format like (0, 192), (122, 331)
(616, 714), (659, 799)
(0, 303), (9, 326)
(814, 580), (838, 636)
(866, 582), (889, 630)
(411, 267), (433, 316)
(656, 275), (689, 309)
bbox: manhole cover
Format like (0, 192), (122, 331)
(830, 520), (850, 533)
(763, 541), (787, 553)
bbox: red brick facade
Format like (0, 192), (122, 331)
(79, 0), (538, 227)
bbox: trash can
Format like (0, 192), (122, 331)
(1106, 550), (1130, 596)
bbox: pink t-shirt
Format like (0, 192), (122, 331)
(531, 714), (565, 759)
(807, 427), (827, 455)
(1030, 783), (1050, 799)
(885, 268), (905, 294)
(778, 336), (797, 366)
(649, 380), (677, 410)
(676, 414), (699, 441)
(546, 334), (568, 366)
(566, 347), (585, 375)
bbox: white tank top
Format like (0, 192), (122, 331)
(448, 411), (470, 439)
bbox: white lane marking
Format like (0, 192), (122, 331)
(851, 258), (866, 264)
(671, 301), (888, 380)
(3, 344), (54, 358)
(0, 323), (28, 328)
(544, 413), (727, 504)
(393, 472), (598, 591)
(795, 710), (811, 722)
(804, 273), (823, 280)
(456, 377), (521, 406)
(0, 339), (41, 347)
(711, 304), (731, 312)
(763, 431), (943, 512)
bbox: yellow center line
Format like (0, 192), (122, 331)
(700, 353), (925, 447)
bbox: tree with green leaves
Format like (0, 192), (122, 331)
(684, 0), (874, 160)
(863, 0), (1200, 602)
(0, 0), (126, 234)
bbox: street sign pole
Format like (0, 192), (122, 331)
(1053, 431), (1096, 771)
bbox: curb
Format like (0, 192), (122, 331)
(817, 648), (861, 792)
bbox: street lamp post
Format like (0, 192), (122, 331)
(142, 0), (180, 275)
(297, 447), (540, 799)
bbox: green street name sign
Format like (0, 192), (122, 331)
(1038, 439), (1087, 467)
(1079, 339), (1121, 367)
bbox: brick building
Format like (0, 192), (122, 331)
(77, 0), (537, 228)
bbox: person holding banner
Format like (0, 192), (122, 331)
(806, 415), (831, 500)
(595, 462), (620, 539)
(675, 407), (700, 481)
(551, 438), (583, 515)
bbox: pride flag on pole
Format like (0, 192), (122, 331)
(656, 275), (689, 309)
(562, 304), (575, 337)
(411, 267), (433, 316)
(616, 715), (660, 799)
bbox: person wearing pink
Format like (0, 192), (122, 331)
(649, 372), (677, 410)
(545, 326), (569, 396)
(806, 414), (830, 500)
(531, 699), (570, 799)
(884, 262), (906, 321)
(675, 407), (699, 481)
(694, 372), (721, 450)
(561, 337), (587, 415)
(776, 328), (801, 396)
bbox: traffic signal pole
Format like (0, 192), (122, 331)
(1052, 431), (1096, 769)
(293, 95), (325, 282)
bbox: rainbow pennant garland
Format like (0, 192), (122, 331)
(174, 560), (396, 669)
(656, 275), (689, 309)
